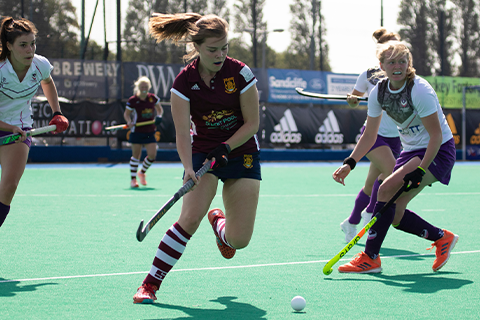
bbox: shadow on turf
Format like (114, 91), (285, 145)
(0, 278), (57, 297)
(325, 272), (473, 294)
(145, 296), (267, 319)
(127, 187), (157, 191)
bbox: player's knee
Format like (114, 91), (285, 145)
(228, 236), (251, 249)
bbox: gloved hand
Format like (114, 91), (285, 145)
(49, 112), (69, 133)
(155, 116), (163, 126)
(403, 166), (426, 191)
(206, 143), (231, 169)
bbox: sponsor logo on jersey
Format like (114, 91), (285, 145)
(191, 83), (200, 90)
(240, 65), (255, 82)
(224, 77), (237, 94)
(270, 109), (302, 144)
(315, 110), (344, 144)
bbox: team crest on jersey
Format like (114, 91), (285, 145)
(401, 98), (408, 107)
(31, 72), (37, 82)
(243, 154), (253, 169)
(224, 77), (237, 94)
(149, 97), (154, 103)
(0, 77), (6, 88)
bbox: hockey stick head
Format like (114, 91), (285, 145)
(136, 220), (146, 242)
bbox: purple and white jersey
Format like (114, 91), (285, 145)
(368, 76), (453, 151)
(0, 54), (53, 128)
(171, 56), (259, 158)
(355, 67), (399, 138)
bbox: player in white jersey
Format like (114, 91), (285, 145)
(333, 41), (458, 274)
(0, 17), (69, 228)
(340, 29), (402, 242)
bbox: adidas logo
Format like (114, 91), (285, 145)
(315, 110), (344, 144)
(191, 83), (200, 90)
(270, 109), (302, 144)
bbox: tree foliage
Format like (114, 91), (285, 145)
(398, 0), (434, 76)
(453, 0), (480, 76)
(283, 0), (330, 71)
(0, 0), (80, 59)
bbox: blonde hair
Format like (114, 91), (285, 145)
(149, 13), (229, 62)
(376, 41), (416, 84)
(133, 76), (152, 95)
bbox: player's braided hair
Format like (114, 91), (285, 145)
(149, 13), (229, 62)
(0, 17), (38, 61)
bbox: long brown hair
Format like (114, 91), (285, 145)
(0, 17), (37, 61)
(377, 41), (416, 84)
(148, 13), (229, 62)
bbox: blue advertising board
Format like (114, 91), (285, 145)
(267, 69), (361, 105)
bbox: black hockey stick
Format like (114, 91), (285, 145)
(295, 87), (368, 101)
(323, 181), (408, 275)
(136, 160), (213, 242)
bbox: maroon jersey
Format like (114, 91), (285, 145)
(171, 56), (260, 158)
(126, 93), (160, 133)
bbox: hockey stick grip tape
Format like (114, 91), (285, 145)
(175, 160), (213, 200)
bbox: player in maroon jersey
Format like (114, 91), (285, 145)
(133, 13), (261, 304)
(124, 76), (163, 188)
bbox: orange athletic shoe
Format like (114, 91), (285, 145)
(429, 229), (459, 272)
(137, 172), (147, 186)
(133, 283), (158, 304)
(130, 178), (139, 188)
(207, 208), (236, 259)
(338, 251), (382, 273)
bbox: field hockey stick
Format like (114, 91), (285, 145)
(136, 160), (213, 242)
(322, 181), (408, 275)
(104, 120), (155, 131)
(295, 87), (368, 101)
(0, 125), (57, 145)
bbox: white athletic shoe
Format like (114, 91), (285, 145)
(361, 210), (373, 227)
(340, 218), (357, 243)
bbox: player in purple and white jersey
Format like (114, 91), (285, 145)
(124, 76), (163, 188)
(0, 17), (68, 228)
(333, 41), (458, 274)
(133, 13), (261, 304)
(340, 28), (402, 242)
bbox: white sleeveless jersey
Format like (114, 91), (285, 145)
(0, 54), (53, 128)
(368, 76), (453, 151)
(355, 68), (399, 138)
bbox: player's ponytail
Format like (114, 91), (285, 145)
(149, 13), (229, 63)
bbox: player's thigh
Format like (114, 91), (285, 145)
(131, 143), (142, 159)
(377, 156), (422, 201)
(144, 143), (157, 159)
(366, 145), (396, 178)
(178, 173), (219, 235)
(0, 143), (29, 182)
(222, 178), (260, 239)
(363, 163), (381, 195)
(0, 144), (29, 202)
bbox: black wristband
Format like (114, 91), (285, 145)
(53, 111), (63, 116)
(222, 143), (231, 154)
(343, 157), (356, 170)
